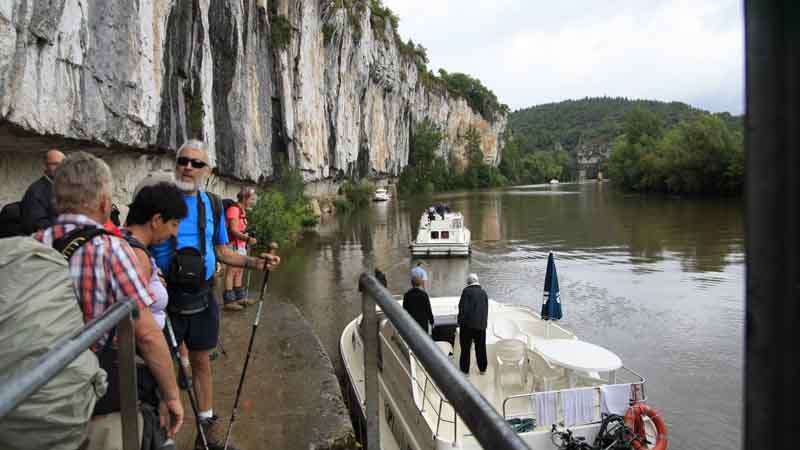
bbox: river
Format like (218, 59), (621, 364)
(262, 181), (744, 450)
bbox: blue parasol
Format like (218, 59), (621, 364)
(541, 252), (562, 321)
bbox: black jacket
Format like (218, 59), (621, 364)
(458, 284), (488, 330)
(403, 287), (434, 333)
(21, 176), (56, 234)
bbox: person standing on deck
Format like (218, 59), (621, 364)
(403, 275), (434, 334)
(410, 260), (428, 291)
(150, 139), (280, 450)
(457, 273), (489, 376)
(21, 149), (64, 234)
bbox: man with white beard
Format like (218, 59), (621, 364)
(151, 139), (280, 450)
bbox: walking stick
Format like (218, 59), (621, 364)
(223, 242), (279, 450)
(165, 317), (209, 450)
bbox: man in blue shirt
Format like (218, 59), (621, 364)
(410, 261), (428, 291)
(151, 139), (279, 450)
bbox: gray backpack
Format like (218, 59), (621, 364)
(0, 237), (107, 450)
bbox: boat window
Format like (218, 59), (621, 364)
(431, 231), (439, 239)
(441, 231), (450, 239)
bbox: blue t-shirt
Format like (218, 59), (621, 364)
(152, 192), (229, 281)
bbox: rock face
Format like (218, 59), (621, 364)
(0, 0), (506, 192)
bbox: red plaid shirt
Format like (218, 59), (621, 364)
(34, 214), (154, 348)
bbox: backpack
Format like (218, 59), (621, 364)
(0, 201), (24, 238)
(0, 237), (105, 450)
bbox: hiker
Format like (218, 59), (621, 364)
(150, 139), (280, 450)
(403, 275), (434, 334)
(457, 273), (489, 376)
(20, 149), (64, 234)
(410, 261), (428, 290)
(33, 151), (183, 450)
(123, 180), (188, 330)
(223, 187), (258, 311)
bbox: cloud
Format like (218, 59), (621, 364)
(383, 0), (744, 113)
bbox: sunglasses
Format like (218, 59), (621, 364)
(176, 157), (207, 169)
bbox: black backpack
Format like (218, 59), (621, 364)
(0, 202), (24, 238)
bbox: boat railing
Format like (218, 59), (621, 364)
(376, 330), (458, 439)
(500, 366), (647, 428)
(359, 273), (531, 450)
(0, 299), (140, 450)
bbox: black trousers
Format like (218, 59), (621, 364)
(459, 327), (487, 373)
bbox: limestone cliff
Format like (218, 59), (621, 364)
(0, 0), (506, 196)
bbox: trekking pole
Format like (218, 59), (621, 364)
(165, 317), (209, 450)
(223, 241), (278, 450)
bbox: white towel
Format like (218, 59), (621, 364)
(600, 384), (631, 415)
(533, 392), (557, 429)
(562, 389), (597, 427)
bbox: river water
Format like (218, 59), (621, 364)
(262, 181), (744, 450)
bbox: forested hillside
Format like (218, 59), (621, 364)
(508, 97), (742, 154)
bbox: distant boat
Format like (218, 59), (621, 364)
(410, 210), (470, 257)
(373, 188), (390, 202)
(549, 179), (560, 185)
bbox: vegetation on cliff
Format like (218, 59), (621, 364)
(607, 108), (744, 195)
(397, 120), (506, 194)
(326, 0), (508, 119)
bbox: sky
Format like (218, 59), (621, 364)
(382, 0), (744, 114)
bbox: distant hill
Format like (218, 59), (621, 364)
(509, 97), (743, 156)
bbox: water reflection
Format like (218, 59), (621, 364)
(262, 182), (743, 450)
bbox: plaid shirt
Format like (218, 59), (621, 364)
(34, 214), (154, 348)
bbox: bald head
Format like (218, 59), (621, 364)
(44, 149), (65, 178)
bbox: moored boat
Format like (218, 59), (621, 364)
(374, 188), (391, 202)
(340, 297), (662, 450)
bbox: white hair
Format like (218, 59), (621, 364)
(467, 273), (480, 285)
(176, 139), (209, 162)
(54, 151), (112, 213)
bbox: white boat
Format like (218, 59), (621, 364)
(374, 188), (391, 202)
(549, 179), (560, 185)
(340, 298), (656, 450)
(410, 211), (470, 257)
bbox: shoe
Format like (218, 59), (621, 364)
(195, 415), (240, 450)
(479, 370), (486, 375)
(234, 287), (247, 301)
(223, 302), (244, 311)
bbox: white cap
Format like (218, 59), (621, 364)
(467, 273), (480, 285)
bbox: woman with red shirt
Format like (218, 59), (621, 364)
(223, 187), (258, 310)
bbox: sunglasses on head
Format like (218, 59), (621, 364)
(176, 156), (207, 169)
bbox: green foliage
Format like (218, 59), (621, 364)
(340, 180), (375, 209)
(248, 167), (318, 247)
(508, 97), (744, 156)
(398, 122), (506, 194)
(607, 112), (744, 195)
(270, 15), (292, 49)
(499, 132), (572, 185)
(438, 70), (509, 118)
(369, 0), (398, 42)
(322, 23), (337, 46)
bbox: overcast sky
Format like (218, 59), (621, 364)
(382, 0), (744, 114)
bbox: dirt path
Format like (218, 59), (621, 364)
(174, 300), (356, 450)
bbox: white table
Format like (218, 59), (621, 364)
(534, 339), (623, 385)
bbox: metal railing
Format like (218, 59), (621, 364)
(0, 299), (140, 450)
(501, 366), (647, 424)
(359, 273), (530, 450)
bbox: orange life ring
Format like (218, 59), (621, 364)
(624, 403), (668, 450)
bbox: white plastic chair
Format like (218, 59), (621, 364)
(527, 350), (568, 392)
(495, 339), (528, 391)
(493, 318), (531, 346)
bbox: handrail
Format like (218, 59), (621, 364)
(500, 366), (647, 423)
(0, 298), (140, 450)
(360, 273), (530, 450)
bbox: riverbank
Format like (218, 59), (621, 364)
(174, 301), (357, 450)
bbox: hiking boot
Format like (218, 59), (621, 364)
(195, 415), (240, 450)
(223, 302), (244, 311)
(222, 291), (243, 311)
